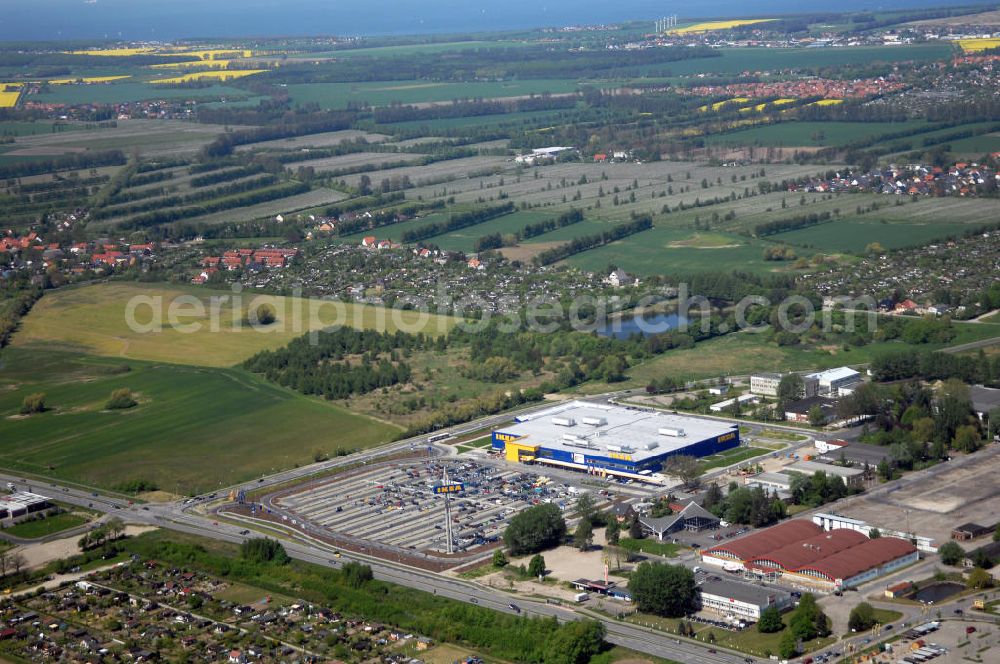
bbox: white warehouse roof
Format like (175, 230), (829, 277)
(500, 401), (736, 461)
(807, 367), (861, 384)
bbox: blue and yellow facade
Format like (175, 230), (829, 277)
(490, 426), (739, 474)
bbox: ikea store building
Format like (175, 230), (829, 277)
(491, 401), (739, 481)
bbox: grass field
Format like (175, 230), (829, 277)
(663, 44), (953, 76)
(943, 132), (1000, 157)
(428, 210), (554, 252)
(12, 282), (459, 368)
(287, 79), (579, 109)
(32, 82), (253, 105)
(0, 121), (88, 137)
(0, 348), (399, 492)
(382, 109), (570, 132)
(3, 512), (88, 539)
(704, 121), (927, 147)
(561, 225), (772, 275)
(311, 40), (531, 59)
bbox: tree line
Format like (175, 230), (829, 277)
(399, 202), (515, 243)
(533, 215), (652, 266)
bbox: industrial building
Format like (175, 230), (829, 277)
(491, 401), (739, 481)
(700, 520), (919, 591)
(750, 372), (818, 398)
(806, 367), (862, 397)
(0, 492), (53, 524)
(784, 460), (867, 489)
(698, 577), (793, 621)
(815, 439), (890, 466)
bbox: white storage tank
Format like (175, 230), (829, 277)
(658, 427), (686, 437)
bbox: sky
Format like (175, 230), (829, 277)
(0, 0), (978, 41)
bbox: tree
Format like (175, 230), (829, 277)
(105, 517), (125, 542)
(105, 388), (137, 410)
(240, 538), (290, 565)
(629, 518), (644, 540)
(776, 374), (805, 405)
(629, 562), (697, 617)
(574, 519), (594, 551)
(993, 524), (1000, 543)
(952, 425), (981, 453)
(758, 606), (784, 633)
(848, 602), (877, 631)
(503, 503), (567, 555)
(528, 554), (546, 578)
(605, 519), (621, 546)
(967, 567), (993, 590)
(544, 620), (606, 664)
(574, 492), (597, 524)
(779, 629), (798, 659)
(492, 549), (509, 568)
(935, 379), (972, 444)
(20, 392), (46, 414)
(869, 528), (881, 539)
(341, 561), (374, 588)
(938, 540), (965, 566)
(808, 404), (827, 427)
(788, 593), (828, 641)
(663, 454), (701, 489)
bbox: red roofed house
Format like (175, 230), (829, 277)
(361, 236), (376, 248)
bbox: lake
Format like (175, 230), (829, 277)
(596, 312), (688, 339)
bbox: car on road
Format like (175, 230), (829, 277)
(508, 603), (520, 613)
(469, 598), (478, 604)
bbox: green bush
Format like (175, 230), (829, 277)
(19, 392), (46, 414)
(105, 388), (137, 410)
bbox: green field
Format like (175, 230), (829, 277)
(665, 43), (954, 76)
(704, 121), (927, 147)
(0, 121), (88, 137)
(770, 219), (975, 252)
(311, 40), (531, 59)
(943, 132), (1000, 157)
(561, 224), (773, 275)
(429, 210), (555, 252)
(0, 348), (399, 493)
(382, 109), (571, 132)
(12, 282), (459, 367)
(32, 82), (254, 105)
(3, 512), (88, 539)
(287, 79), (579, 109)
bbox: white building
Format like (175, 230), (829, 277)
(750, 372), (819, 398)
(806, 367), (862, 397)
(698, 578), (793, 620)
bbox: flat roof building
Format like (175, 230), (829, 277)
(492, 401), (739, 479)
(785, 460), (866, 488)
(750, 372), (818, 398)
(698, 578), (793, 621)
(806, 367), (862, 397)
(0, 492), (52, 522)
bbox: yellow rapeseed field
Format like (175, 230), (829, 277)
(809, 99), (844, 106)
(151, 70), (265, 84)
(149, 60), (234, 70)
(47, 76), (131, 85)
(66, 47), (155, 57)
(0, 82), (24, 108)
(669, 19), (775, 34)
(164, 48), (254, 60)
(958, 38), (1000, 53)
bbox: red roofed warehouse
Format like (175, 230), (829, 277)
(701, 520), (919, 591)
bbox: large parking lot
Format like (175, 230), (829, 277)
(271, 459), (587, 557)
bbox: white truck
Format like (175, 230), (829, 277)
(574, 592), (589, 603)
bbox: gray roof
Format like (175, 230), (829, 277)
(819, 441), (889, 465)
(971, 386), (1000, 415)
(698, 578), (792, 607)
(639, 502), (719, 534)
(786, 460), (865, 478)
